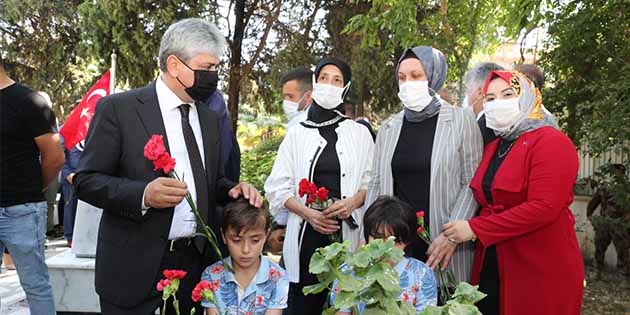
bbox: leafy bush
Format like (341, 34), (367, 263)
(240, 135), (282, 195)
(305, 238), (487, 315)
(419, 282), (486, 315)
(304, 238), (415, 315)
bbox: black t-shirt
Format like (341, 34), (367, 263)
(1, 82), (57, 207)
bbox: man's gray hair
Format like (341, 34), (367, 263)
(463, 62), (505, 92)
(158, 18), (226, 71)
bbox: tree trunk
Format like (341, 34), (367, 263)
(227, 0), (246, 131)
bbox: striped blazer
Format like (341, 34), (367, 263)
(365, 104), (483, 283)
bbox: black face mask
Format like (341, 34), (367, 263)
(176, 58), (219, 102)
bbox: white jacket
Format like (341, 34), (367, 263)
(264, 119), (374, 282)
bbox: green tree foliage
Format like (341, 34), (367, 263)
(541, 0), (630, 155)
(342, 0), (544, 111)
(78, 0), (211, 88)
(0, 0), (93, 118)
(541, 0), (630, 209)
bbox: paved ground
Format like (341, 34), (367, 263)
(1, 238), (68, 315)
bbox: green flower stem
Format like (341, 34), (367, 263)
(171, 171), (232, 272)
(173, 295), (180, 315)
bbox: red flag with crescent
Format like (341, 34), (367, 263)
(60, 71), (111, 150)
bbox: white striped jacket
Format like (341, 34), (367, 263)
(365, 104), (483, 283)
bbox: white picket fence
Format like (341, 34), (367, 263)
(576, 145), (629, 195)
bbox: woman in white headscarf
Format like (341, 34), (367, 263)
(365, 46), (483, 299)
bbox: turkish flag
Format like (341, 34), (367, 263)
(61, 71), (110, 150)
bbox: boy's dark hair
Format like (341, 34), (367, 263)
(363, 196), (417, 246)
(222, 197), (272, 235)
(280, 67), (313, 92)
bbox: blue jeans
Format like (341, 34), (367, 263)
(0, 201), (56, 314)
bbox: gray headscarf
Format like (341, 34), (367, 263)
(396, 46), (448, 122)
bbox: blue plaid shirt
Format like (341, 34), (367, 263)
(201, 256), (289, 314)
(330, 257), (437, 314)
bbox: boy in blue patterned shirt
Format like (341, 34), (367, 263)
(330, 196), (437, 314)
(201, 198), (289, 315)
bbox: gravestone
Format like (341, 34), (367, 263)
(46, 200), (102, 313)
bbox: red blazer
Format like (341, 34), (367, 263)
(469, 127), (584, 315)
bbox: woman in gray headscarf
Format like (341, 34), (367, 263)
(365, 46), (483, 299)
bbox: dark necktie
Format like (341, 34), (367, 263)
(178, 104), (209, 253)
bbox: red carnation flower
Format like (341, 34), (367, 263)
(315, 187), (329, 202)
(416, 211), (424, 218)
(163, 269), (187, 280)
(306, 195), (314, 205)
(417, 226), (424, 234)
(144, 135), (167, 161)
(192, 280), (212, 302)
(153, 152), (176, 174)
(299, 179), (311, 197)
(156, 279), (170, 292)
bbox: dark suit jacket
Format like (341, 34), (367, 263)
(74, 82), (235, 308)
(478, 114), (498, 146)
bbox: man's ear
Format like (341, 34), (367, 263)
(304, 90), (313, 106)
(165, 55), (181, 78)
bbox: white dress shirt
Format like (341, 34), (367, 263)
(153, 77), (206, 240)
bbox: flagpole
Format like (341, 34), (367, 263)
(110, 50), (117, 94)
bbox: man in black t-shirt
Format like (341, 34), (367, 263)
(0, 54), (64, 314)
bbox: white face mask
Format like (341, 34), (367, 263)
(398, 80), (433, 112)
(483, 97), (522, 132)
(312, 80), (350, 110)
(282, 93), (307, 119)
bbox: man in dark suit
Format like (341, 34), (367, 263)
(74, 18), (262, 315)
(462, 62), (505, 146)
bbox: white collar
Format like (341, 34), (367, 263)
(476, 110), (484, 121)
(156, 75), (193, 111)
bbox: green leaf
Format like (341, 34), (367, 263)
(363, 307), (389, 315)
(308, 252), (330, 274)
(337, 273), (364, 292)
(347, 249), (372, 268)
(302, 282), (329, 295)
(418, 305), (446, 315)
(380, 297), (401, 314)
(333, 290), (362, 310)
(447, 303), (482, 315)
(400, 301), (418, 315)
(450, 282), (487, 305)
(322, 241), (350, 260)
(368, 262), (400, 293)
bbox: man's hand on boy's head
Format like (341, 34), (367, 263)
(228, 182), (263, 208)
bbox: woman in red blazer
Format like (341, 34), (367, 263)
(442, 71), (584, 315)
